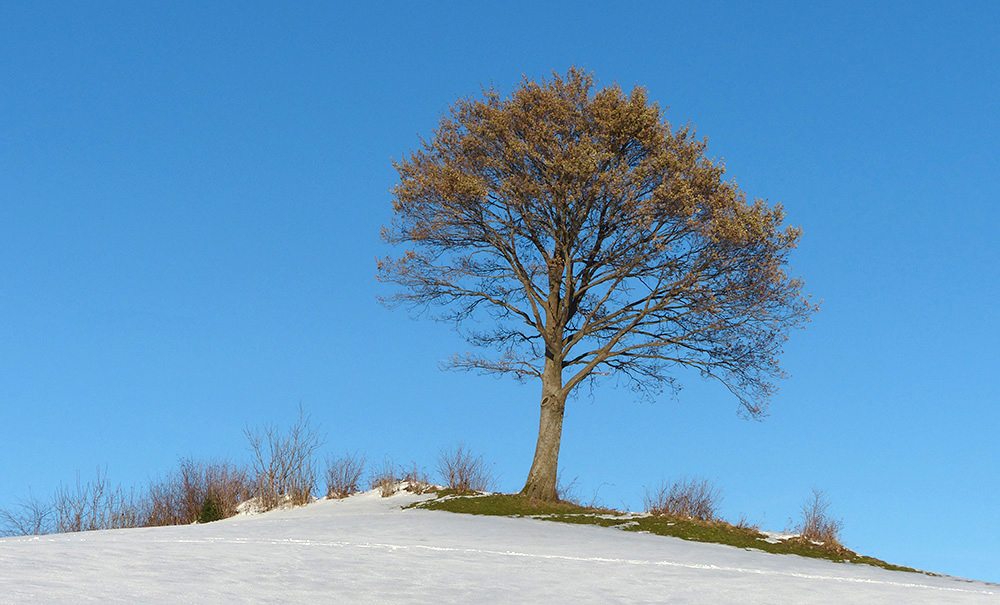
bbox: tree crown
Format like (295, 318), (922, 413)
(379, 67), (816, 417)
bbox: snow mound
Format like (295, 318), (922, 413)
(0, 490), (995, 603)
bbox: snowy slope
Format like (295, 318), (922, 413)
(0, 490), (995, 604)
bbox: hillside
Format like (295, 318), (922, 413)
(0, 490), (995, 604)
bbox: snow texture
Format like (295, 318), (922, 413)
(1, 490), (996, 604)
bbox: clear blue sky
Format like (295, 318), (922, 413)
(2, 0), (997, 583)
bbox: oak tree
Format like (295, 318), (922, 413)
(378, 68), (816, 501)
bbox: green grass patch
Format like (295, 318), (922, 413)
(411, 493), (917, 574)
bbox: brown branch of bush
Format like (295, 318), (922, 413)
(369, 457), (399, 497)
(50, 467), (145, 533)
(325, 452), (366, 499)
(556, 473), (581, 505)
(436, 444), (496, 494)
(245, 404), (325, 510)
(400, 462), (433, 494)
(642, 476), (723, 521)
(795, 487), (843, 547)
(0, 490), (53, 536)
(145, 459), (252, 526)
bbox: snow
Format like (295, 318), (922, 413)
(759, 529), (800, 544)
(1, 490), (996, 604)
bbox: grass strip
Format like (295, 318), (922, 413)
(412, 493), (917, 574)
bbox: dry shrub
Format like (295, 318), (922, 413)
(436, 444), (496, 494)
(642, 476), (723, 521)
(369, 457), (400, 497)
(245, 405), (325, 510)
(734, 512), (761, 531)
(325, 452), (367, 499)
(555, 473), (581, 505)
(194, 461), (250, 519)
(796, 488), (843, 546)
(554, 474), (612, 509)
(51, 467), (145, 533)
(400, 462), (433, 494)
(4, 458), (252, 536)
(144, 473), (187, 526)
(369, 459), (431, 496)
(0, 491), (53, 536)
(3, 470), (144, 535)
(145, 459), (251, 526)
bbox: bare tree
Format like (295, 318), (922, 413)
(379, 67), (817, 501)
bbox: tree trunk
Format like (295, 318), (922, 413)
(520, 360), (567, 501)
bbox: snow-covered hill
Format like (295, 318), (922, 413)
(0, 490), (995, 604)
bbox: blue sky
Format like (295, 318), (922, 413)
(2, 0), (998, 583)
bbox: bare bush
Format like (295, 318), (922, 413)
(0, 491), (53, 536)
(245, 405), (325, 510)
(796, 488), (843, 546)
(400, 462), (433, 494)
(734, 513), (761, 531)
(51, 467), (145, 533)
(325, 452), (366, 499)
(145, 459), (251, 526)
(5, 460), (252, 535)
(369, 457), (399, 497)
(192, 460), (251, 520)
(555, 473), (581, 505)
(642, 476), (723, 521)
(436, 444), (496, 494)
(552, 475), (611, 509)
